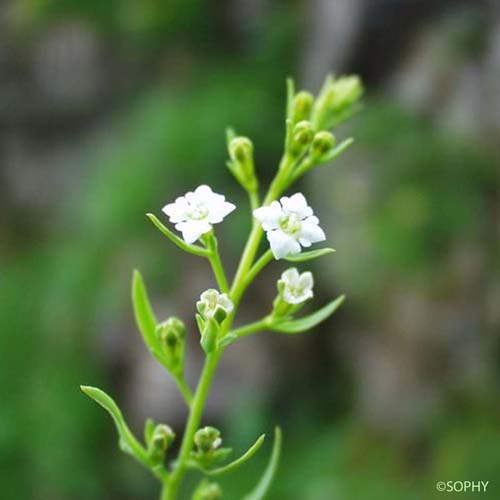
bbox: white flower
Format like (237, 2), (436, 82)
(198, 289), (234, 318)
(162, 185), (236, 244)
(280, 268), (314, 304)
(253, 193), (326, 259)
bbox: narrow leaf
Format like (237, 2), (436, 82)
(284, 248), (335, 262)
(320, 137), (354, 164)
(146, 213), (209, 257)
(208, 434), (266, 476)
(132, 270), (162, 360)
(271, 295), (345, 334)
(243, 427), (282, 500)
(80, 386), (149, 465)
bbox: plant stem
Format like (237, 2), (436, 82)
(230, 318), (270, 339)
(205, 233), (230, 293)
(174, 375), (194, 408)
(164, 350), (223, 499)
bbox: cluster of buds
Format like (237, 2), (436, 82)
(196, 289), (234, 353)
(156, 317), (186, 376)
(191, 426), (231, 469)
(192, 480), (222, 500)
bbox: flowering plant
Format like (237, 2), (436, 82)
(81, 74), (362, 499)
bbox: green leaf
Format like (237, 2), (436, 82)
(132, 270), (165, 364)
(207, 434), (266, 476)
(146, 213), (209, 257)
(320, 137), (354, 164)
(270, 295), (345, 333)
(284, 247), (335, 262)
(80, 386), (149, 466)
(243, 427), (282, 500)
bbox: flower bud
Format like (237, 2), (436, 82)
(312, 74), (363, 130)
(289, 120), (314, 157)
(311, 131), (336, 161)
(194, 426), (222, 453)
(193, 481), (222, 500)
(291, 91), (314, 124)
(148, 424), (175, 463)
(228, 136), (257, 191)
(156, 317), (186, 372)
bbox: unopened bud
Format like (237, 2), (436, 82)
(311, 131), (336, 161)
(148, 424), (175, 463)
(289, 120), (314, 157)
(291, 91), (314, 124)
(200, 317), (218, 354)
(312, 74), (363, 130)
(228, 136), (257, 191)
(199, 483), (222, 500)
(194, 426), (222, 453)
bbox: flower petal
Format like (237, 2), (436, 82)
(299, 217), (326, 244)
(253, 201), (282, 231)
(281, 193), (313, 219)
(208, 200), (236, 223)
(267, 230), (301, 259)
(176, 220), (212, 244)
(281, 268), (300, 286)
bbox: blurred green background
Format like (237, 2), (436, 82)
(1, 0), (499, 499)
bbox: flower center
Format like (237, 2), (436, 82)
(279, 213), (301, 235)
(188, 203), (209, 221)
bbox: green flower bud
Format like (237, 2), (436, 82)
(193, 480), (223, 500)
(228, 136), (257, 191)
(194, 426), (222, 453)
(312, 74), (363, 130)
(311, 131), (336, 161)
(148, 424), (175, 463)
(289, 120), (314, 157)
(156, 317), (186, 372)
(291, 91), (314, 124)
(199, 483), (222, 500)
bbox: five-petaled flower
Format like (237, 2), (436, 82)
(163, 185), (236, 244)
(197, 289), (234, 319)
(280, 268), (314, 304)
(253, 193), (326, 259)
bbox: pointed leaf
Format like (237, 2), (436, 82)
(147, 213), (209, 257)
(80, 386), (149, 465)
(243, 427), (282, 500)
(132, 270), (164, 363)
(284, 248), (335, 262)
(208, 434), (266, 477)
(271, 295), (345, 334)
(320, 137), (354, 164)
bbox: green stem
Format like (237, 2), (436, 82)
(230, 318), (270, 339)
(241, 250), (274, 290)
(164, 351), (223, 499)
(205, 233), (229, 293)
(174, 375), (194, 407)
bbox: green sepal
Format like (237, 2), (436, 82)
(146, 213), (209, 257)
(80, 386), (149, 466)
(270, 295), (345, 334)
(144, 418), (155, 446)
(242, 427), (282, 500)
(284, 248), (335, 262)
(201, 317), (218, 353)
(196, 313), (206, 334)
(206, 434), (266, 476)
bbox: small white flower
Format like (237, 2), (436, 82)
(162, 185), (236, 244)
(198, 289), (234, 318)
(253, 193), (326, 259)
(280, 268), (314, 304)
